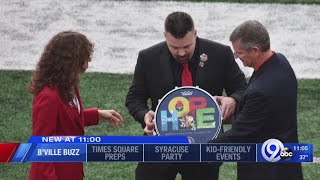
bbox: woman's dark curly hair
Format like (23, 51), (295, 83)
(28, 31), (94, 101)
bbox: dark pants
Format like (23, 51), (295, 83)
(135, 162), (220, 180)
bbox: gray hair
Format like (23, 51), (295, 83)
(229, 20), (270, 52)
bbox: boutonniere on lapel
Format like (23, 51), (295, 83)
(199, 53), (208, 67)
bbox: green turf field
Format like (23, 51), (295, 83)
(0, 70), (319, 179)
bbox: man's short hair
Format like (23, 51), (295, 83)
(165, 11), (194, 38)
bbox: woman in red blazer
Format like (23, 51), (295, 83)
(28, 31), (124, 180)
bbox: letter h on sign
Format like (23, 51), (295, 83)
(161, 110), (178, 131)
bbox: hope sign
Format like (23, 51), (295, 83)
(160, 96), (216, 131)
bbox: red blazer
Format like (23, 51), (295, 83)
(29, 86), (99, 180)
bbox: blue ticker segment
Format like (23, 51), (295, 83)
(27, 144), (86, 162)
(87, 144), (143, 162)
(11, 143), (32, 162)
(257, 143), (313, 163)
(201, 144), (257, 162)
(144, 144), (200, 162)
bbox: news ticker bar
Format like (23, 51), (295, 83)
(0, 143), (313, 163)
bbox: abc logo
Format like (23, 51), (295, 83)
(261, 139), (286, 162)
(280, 147), (293, 160)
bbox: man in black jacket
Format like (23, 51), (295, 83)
(209, 20), (303, 180)
(126, 11), (247, 180)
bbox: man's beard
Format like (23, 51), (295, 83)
(175, 56), (189, 64)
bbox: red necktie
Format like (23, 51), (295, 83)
(182, 63), (193, 86)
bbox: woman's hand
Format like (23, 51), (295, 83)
(98, 109), (124, 128)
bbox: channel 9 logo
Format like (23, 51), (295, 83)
(261, 139), (293, 162)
